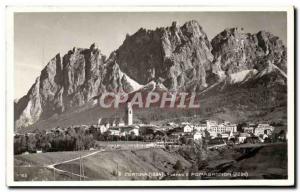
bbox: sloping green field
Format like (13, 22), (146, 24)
(55, 148), (191, 180)
(14, 148), (191, 181)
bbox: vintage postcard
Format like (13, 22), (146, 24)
(6, 6), (295, 187)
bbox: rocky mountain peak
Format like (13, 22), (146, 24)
(115, 20), (213, 91)
(211, 27), (287, 80)
(89, 42), (100, 52)
(14, 21), (287, 130)
(15, 43), (142, 128)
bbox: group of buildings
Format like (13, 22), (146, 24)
(94, 117), (275, 144)
(169, 120), (275, 142)
(15, 102), (278, 148)
(242, 123), (275, 136)
(88, 103), (276, 143)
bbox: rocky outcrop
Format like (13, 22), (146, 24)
(15, 22), (287, 129)
(15, 44), (142, 128)
(211, 28), (287, 81)
(115, 20), (214, 91)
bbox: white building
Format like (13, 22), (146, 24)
(263, 134), (269, 140)
(207, 122), (237, 134)
(129, 127), (139, 136)
(254, 124), (274, 136)
(100, 125), (108, 133)
(98, 117), (126, 131)
(206, 120), (218, 130)
(238, 133), (250, 144)
(120, 126), (139, 136)
(193, 132), (202, 140)
(194, 123), (207, 132)
(108, 127), (121, 136)
(209, 132), (218, 139)
(183, 125), (193, 133)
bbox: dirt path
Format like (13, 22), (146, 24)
(46, 150), (102, 179)
(208, 142), (227, 149)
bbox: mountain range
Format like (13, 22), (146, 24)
(14, 20), (287, 131)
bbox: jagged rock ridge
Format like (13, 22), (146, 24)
(210, 28), (287, 81)
(115, 20), (214, 91)
(15, 44), (142, 128)
(14, 21), (287, 129)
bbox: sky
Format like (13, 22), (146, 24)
(14, 12), (287, 99)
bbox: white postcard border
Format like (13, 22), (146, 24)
(6, 5), (295, 187)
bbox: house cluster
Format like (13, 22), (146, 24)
(97, 117), (126, 133)
(80, 102), (138, 137)
(195, 120), (237, 138)
(92, 118), (275, 144)
(160, 120), (277, 144)
(242, 123), (275, 138)
(151, 120), (238, 142)
(104, 125), (140, 137)
(15, 100), (279, 150)
(167, 120), (237, 138)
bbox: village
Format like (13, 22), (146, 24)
(14, 103), (287, 155)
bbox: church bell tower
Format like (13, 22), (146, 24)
(125, 102), (133, 125)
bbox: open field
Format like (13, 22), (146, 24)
(14, 150), (96, 181)
(14, 148), (191, 181)
(14, 150), (92, 166)
(56, 148), (191, 180)
(14, 142), (287, 181)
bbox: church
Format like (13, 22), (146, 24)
(97, 102), (133, 132)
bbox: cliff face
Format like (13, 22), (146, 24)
(211, 28), (287, 81)
(15, 44), (142, 128)
(115, 20), (214, 91)
(15, 21), (287, 129)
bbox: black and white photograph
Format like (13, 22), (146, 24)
(6, 6), (295, 187)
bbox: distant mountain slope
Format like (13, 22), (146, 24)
(14, 21), (287, 130)
(17, 67), (286, 134)
(196, 65), (287, 124)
